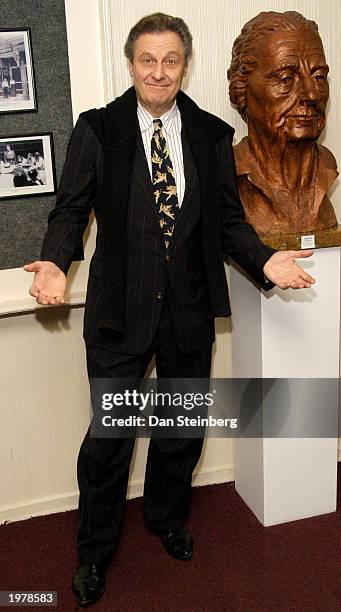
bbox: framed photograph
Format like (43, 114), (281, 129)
(0, 133), (56, 199)
(0, 28), (36, 113)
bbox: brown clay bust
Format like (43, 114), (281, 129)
(228, 11), (338, 235)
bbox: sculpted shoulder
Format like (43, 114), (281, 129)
(316, 143), (339, 197)
(317, 143), (339, 176)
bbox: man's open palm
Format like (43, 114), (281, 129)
(263, 250), (315, 289)
(24, 261), (66, 305)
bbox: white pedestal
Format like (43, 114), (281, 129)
(230, 247), (340, 526)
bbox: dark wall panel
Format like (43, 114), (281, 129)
(0, 0), (73, 269)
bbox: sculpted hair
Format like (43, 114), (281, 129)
(227, 11), (319, 121)
(124, 12), (193, 64)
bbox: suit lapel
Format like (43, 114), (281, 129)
(179, 113), (211, 208)
(133, 134), (163, 231)
(172, 128), (197, 227)
(101, 90), (139, 237)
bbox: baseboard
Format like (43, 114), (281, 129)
(2, 454), (340, 525)
(0, 464), (234, 525)
(0, 491), (80, 524)
(192, 463), (234, 487)
(126, 463), (234, 499)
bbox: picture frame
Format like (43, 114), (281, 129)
(0, 133), (56, 199)
(0, 28), (37, 114)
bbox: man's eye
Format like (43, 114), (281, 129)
(314, 74), (326, 82)
(143, 58), (152, 64)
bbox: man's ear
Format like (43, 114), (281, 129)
(128, 61), (133, 77)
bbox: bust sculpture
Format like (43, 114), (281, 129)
(228, 11), (338, 235)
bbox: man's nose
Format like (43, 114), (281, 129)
(152, 62), (166, 80)
(298, 75), (319, 104)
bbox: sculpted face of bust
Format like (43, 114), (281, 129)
(245, 29), (329, 143)
(228, 11), (338, 235)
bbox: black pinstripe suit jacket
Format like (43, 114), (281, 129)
(41, 87), (275, 345)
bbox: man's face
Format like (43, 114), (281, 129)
(245, 29), (329, 141)
(129, 31), (188, 117)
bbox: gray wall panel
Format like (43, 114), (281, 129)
(0, 0), (73, 269)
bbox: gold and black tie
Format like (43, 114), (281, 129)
(151, 119), (179, 247)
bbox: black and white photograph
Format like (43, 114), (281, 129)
(0, 133), (56, 198)
(0, 28), (36, 113)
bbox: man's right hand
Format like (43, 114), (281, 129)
(24, 261), (67, 305)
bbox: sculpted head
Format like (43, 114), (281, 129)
(228, 11), (329, 142)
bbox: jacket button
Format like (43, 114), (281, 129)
(165, 254), (171, 262)
(156, 291), (163, 300)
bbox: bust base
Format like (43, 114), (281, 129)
(259, 224), (341, 250)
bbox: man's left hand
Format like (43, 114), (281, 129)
(263, 250), (315, 289)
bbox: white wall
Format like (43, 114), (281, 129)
(1, 0), (340, 523)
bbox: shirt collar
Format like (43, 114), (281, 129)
(137, 100), (178, 135)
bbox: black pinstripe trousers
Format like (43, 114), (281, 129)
(77, 298), (212, 567)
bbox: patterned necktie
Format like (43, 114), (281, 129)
(151, 119), (179, 247)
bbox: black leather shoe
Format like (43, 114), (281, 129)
(160, 527), (193, 560)
(72, 563), (105, 607)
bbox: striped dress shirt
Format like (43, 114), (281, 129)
(137, 100), (185, 207)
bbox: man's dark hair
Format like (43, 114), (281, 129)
(227, 11), (320, 121)
(124, 12), (193, 64)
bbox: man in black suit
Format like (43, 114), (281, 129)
(25, 13), (314, 607)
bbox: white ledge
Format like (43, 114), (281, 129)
(0, 291), (86, 316)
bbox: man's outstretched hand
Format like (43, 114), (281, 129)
(263, 250), (315, 289)
(24, 261), (66, 305)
